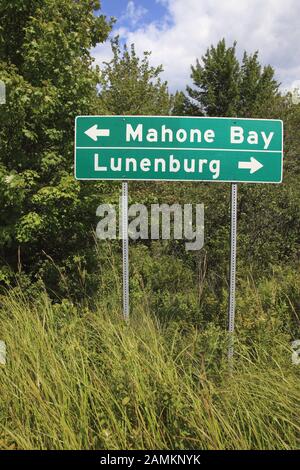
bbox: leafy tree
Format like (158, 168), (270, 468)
(0, 0), (112, 292)
(171, 90), (201, 116)
(185, 39), (280, 117)
(186, 39), (240, 116)
(238, 51), (279, 117)
(99, 38), (172, 115)
(277, 92), (300, 175)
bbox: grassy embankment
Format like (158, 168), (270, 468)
(0, 281), (299, 450)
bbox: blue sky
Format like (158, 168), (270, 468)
(100, 0), (168, 28)
(94, 0), (300, 93)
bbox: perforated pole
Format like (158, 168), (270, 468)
(228, 183), (237, 361)
(122, 182), (129, 320)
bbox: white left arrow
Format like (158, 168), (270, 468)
(85, 124), (110, 141)
(238, 157), (263, 174)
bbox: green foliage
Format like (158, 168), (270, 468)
(99, 37), (172, 115)
(185, 39), (280, 117)
(130, 244), (200, 323)
(187, 39), (240, 116)
(239, 51), (279, 117)
(172, 90), (201, 116)
(0, 4), (176, 296)
(0, 1), (110, 69)
(282, 96), (300, 175)
(0, 0), (112, 289)
(236, 267), (300, 338)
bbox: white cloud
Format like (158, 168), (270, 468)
(92, 40), (113, 68)
(121, 1), (148, 26)
(93, 0), (300, 93)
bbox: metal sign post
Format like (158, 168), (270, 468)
(0, 80), (6, 105)
(228, 183), (238, 361)
(122, 181), (129, 320)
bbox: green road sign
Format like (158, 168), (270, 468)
(75, 116), (283, 183)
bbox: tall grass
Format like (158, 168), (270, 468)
(0, 290), (299, 450)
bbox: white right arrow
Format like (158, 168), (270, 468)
(238, 157), (263, 174)
(85, 124), (110, 141)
